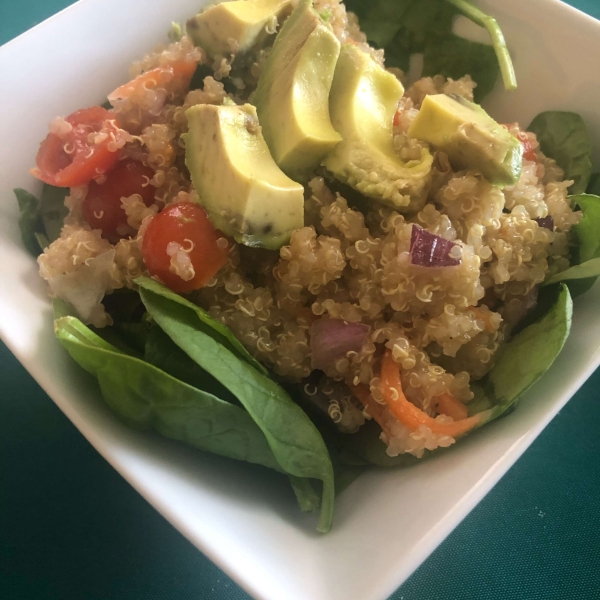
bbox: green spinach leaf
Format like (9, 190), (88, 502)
(14, 188), (45, 256)
(587, 173), (600, 196)
(136, 276), (267, 375)
(40, 184), (69, 243)
(422, 34), (499, 102)
(543, 258), (600, 287)
(345, 0), (516, 101)
(54, 315), (282, 471)
(144, 325), (239, 405)
(137, 279), (335, 533)
(484, 283), (572, 414)
(528, 112), (593, 194)
(541, 194), (600, 294)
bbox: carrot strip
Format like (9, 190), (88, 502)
(470, 307), (496, 333)
(434, 393), (468, 421)
(380, 349), (485, 437)
(351, 384), (393, 439)
(108, 60), (198, 101)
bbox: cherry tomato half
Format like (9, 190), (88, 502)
(32, 106), (126, 188)
(142, 202), (230, 293)
(82, 159), (155, 240)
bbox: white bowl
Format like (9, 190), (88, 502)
(1, 1), (599, 599)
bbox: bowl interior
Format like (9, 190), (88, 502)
(1, 1), (599, 600)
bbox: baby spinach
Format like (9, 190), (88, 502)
(344, 0), (515, 101)
(14, 184), (68, 256)
(542, 194), (600, 294)
(137, 276), (267, 375)
(14, 188), (46, 256)
(40, 184), (69, 243)
(422, 34), (498, 102)
(343, 285), (572, 467)
(54, 315), (283, 471)
(528, 111), (593, 194)
(483, 283), (572, 413)
(136, 278), (335, 533)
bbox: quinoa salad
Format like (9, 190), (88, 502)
(15, 0), (600, 532)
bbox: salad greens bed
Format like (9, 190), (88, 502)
(14, 1), (600, 532)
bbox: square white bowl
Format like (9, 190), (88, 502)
(1, 1), (599, 599)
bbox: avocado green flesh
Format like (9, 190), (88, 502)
(183, 104), (304, 250)
(322, 44), (433, 213)
(186, 0), (292, 59)
(407, 94), (523, 186)
(254, 0), (342, 181)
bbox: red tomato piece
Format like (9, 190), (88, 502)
(142, 202), (230, 293)
(82, 159), (155, 240)
(516, 131), (537, 162)
(32, 106), (127, 188)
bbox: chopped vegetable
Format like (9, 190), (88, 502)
(142, 202), (230, 293)
(379, 349), (485, 437)
(82, 159), (155, 240)
(32, 107), (126, 187)
(108, 60), (198, 103)
(310, 318), (369, 370)
(410, 225), (461, 268)
(534, 216), (554, 231)
(434, 393), (468, 420)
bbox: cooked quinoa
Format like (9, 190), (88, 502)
(36, 0), (581, 459)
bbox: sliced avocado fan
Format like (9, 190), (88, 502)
(323, 44), (433, 213)
(408, 94), (523, 186)
(183, 103), (304, 250)
(253, 0), (342, 182)
(186, 0), (292, 59)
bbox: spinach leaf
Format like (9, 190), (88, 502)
(14, 184), (68, 256)
(541, 194), (600, 294)
(528, 112), (593, 194)
(289, 476), (320, 513)
(543, 258), (600, 287)
(54, 315), (282, 471)
(345, 0), (516, 101)
(483, 283), (572, 414)
(14, 188), (45, 256)
(40, 184), (68, 243)
(571, 194), (600, 264)
(344, 285), (572, 466)
(136, 276), (268, 376)
(144, 325), (239, 405)
(422, 34), (499, 102)
(587, 173), (600, 196)
(137, 280), (335, 533)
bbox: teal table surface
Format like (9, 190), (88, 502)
(2, 2), (600, 599)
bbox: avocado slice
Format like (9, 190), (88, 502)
(323, 44), (433, 213)
(186, 0), (292, 59)
(183, 103), (304, 250)
(253, 0), (342, 181)
(408, 94), (523, 186)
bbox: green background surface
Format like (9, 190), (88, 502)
(1, 1), (600, 599)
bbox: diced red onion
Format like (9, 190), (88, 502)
(410, 225), (461, 267)
(309, 318), (370, 371)
(535, 216), (554, 231)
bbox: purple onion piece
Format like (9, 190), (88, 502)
(309, 318), (370, 371)
(534, 216), (554, 231)
(410, 225), (461, 268)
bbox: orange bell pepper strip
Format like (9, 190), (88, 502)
(379, 349), (486, 437)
